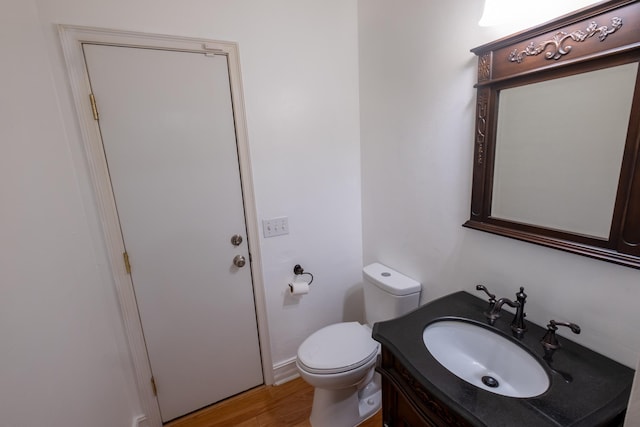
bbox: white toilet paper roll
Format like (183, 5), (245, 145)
(289, 281), (310, 295)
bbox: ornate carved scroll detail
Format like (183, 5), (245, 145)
(508, 17), (623, 63)
(475, 88), (489, 165)
(397, 365), (470, 427)
(478, 52), (491, 82)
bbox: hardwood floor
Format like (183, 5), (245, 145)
(165, 377), (382, 427)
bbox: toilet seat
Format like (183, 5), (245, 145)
(297, 322), (379, 375)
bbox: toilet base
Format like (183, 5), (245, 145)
(309, 372), (381, 427)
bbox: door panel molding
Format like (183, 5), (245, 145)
(58, 25), (272, 427)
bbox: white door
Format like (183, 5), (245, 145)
(82, 44), (263, 422)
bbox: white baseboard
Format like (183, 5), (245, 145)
(272, 356), (300, 385)
(132, 415), (148, 427)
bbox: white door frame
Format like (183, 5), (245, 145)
(58, 25), (273, 427)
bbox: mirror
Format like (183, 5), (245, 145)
(465, 0), (640, 268)
(492, 62), (637, 239)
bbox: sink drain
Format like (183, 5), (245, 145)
(482, 375), (499, 388)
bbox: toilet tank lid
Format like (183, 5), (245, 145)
(363, 263), (421, 296)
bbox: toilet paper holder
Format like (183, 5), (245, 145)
(293, 264), (314, 285)
(288, 264), (315, 295)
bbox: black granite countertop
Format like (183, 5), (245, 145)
(372, 291), (635, 427)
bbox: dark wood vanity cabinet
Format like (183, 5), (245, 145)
(377, 345), (627, 427)
(373, 292), (634, 427)
(377, 348), (472, 427)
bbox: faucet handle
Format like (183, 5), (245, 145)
(541, 319), (581, 360)
(476, 284), (496, 303)
(511, 287), (528, 338)
(551, 320), (581, 334)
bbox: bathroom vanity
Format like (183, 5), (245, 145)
(372, 292), (634, 427)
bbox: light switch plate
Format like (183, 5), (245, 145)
(263, 217), (289, 238)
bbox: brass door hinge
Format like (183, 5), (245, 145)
(151, 376), (158, 396)
(123, 251), (132, 275)
(89, 93), (99, 121)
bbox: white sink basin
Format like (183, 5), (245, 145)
(423, 320), (549, 398)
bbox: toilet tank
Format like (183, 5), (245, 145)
(363, 263), (421, 325)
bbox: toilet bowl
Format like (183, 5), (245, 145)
(296, 322), (380, 427)
(296, 263), (421, 427)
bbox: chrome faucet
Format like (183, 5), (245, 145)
(510, 287), (527, 338)
(541, 319), (581, 361)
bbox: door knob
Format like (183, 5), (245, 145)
(230, 234), (243, 246)
(233, 255), (246, 268)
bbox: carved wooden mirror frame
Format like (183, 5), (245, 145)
(465, 0), (640, 269)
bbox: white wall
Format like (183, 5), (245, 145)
(1, 2), (142, 426)
(2, 0), (361, 425)
(358, 0), (640, 417)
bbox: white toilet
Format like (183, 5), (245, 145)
(296, 262), (421, 427)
